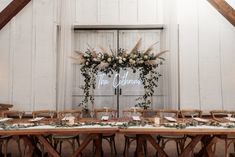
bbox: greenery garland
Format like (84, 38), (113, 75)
(72, 39), (167, 111)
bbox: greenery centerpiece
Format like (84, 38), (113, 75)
(72, 39), (167, 111)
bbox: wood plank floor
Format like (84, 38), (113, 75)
(7, 134), (231, 157)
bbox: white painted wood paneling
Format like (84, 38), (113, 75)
(0, 24), (10, 103)
(99, 0), (119, 24)
(179, 0), (200, 109)
(0, 0), (12, 12)
(198, 0), (222, 111)
(76, 0), (98, 24)
(34, 0), (56, 110)
(138, 0), (157, 24)
(178, 0), (235, 111)
(0, 0), (57, 112)
(220, 17), (235, 110)
(75, 0), (161, 25)
(11, 3), (33, 111)
(119, 0), (138, 24)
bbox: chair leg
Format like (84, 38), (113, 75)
(112, 137), (117, 155)
(225, 139), (228, 157)
(2, 140), (8, 157)
(143, 140), (147, 156)
(109, 139), (114, 156)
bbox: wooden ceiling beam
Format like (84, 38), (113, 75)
(0, 0), (31, 30)
(207, 0), (235, 26)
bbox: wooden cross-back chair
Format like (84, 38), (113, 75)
(93, 108), (117, 156)
(2, 110), (25, 157)
(210, 110), (235, 156)
(122, 108), (147, 157)
(53, 109), (82, 155)
(155, 109), (185, 156)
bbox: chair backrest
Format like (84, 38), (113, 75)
(0, 104), (13, 116)
(155, 109), (179, 118)
(94, 108), (117, 119)
(180, 109), (202, 118)
(32, 110), (57, 118)
(2, 110), (25, 118)
(57, 109), (82, 120)
(122, 108), (144, 118)
(210, 110), (232, 121)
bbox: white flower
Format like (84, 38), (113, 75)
(119, 60), (123, 64)
(123, 58), (126, 61)
(134, 54), (137, 58)
(129, 59), (133, 63)
(132, 60), (136, 64)
(107, 58), (112, 62)
(93, 58), (98, 62)
(86, 62), (89, 65)
(84, 54), (89, 57)
(144, 55), (148, 59)
(140, 60), (144, 64)
(98, 53), (102, 58)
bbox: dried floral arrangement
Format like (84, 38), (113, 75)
(72, 39), (167, 110)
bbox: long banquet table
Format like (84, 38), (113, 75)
(0, 118), (235, 157)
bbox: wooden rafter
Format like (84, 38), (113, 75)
(0, 0), (31, 30)
(207, 0), (235, 26)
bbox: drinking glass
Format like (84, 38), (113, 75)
(90, 110), (95, 118)
(18, 112), (23, 120)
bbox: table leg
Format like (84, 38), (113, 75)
(179, 135), (203, 157)
(22, 135), (48, 157)
(36, 135), (60, 157)
(71, 133), (102, 157)
(94, 134), (102, 157)
(206, 136), (218, 157)
(136, 135), (145, 157)
(143, 135), (169, 157)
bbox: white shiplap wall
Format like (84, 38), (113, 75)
(178, 0), (235, 112)
(75, 0), (163, 25)
(0, 0), (58, 111)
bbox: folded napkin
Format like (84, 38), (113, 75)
(29, 117), (44, 122)
(0, 118), (12, 122)
(132, 116), (141, 121)
(164, 117), (177, 122)
(225, 117), (235, 122)
(193, 117), (209, 123)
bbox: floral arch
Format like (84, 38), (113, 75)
(72, 39), (167, 110)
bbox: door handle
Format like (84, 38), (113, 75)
(120, 88), (122, 95)
(114, 88), (117, 95)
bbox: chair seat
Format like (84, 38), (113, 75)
(124, 134), (136, 138)
(102, 133), (115, 137)
(160, 135), (185, 139)
(0, 135), (11, 139)
(52, 134), (78, 139)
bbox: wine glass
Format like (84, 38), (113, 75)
(49, 111), (54, 119)
(90, 110), (95, 118)
(18, 112), (23, 120)
(227, 113), (232, 121)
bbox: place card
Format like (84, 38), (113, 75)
(164, 117), (177, 122)
(101, 116), (109, 121)
(132, 116), (141, 121)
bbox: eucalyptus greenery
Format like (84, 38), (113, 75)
(72, 39), (167, 111)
